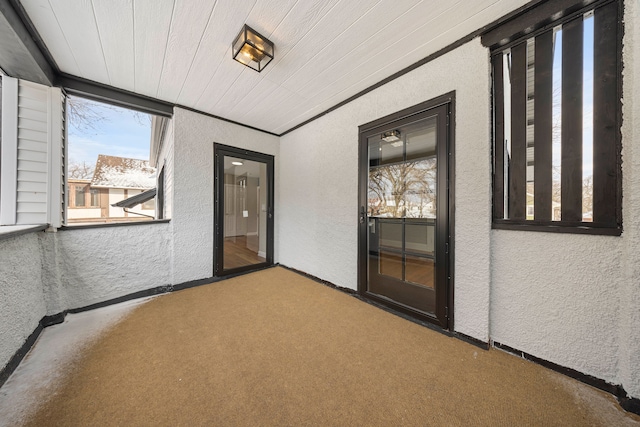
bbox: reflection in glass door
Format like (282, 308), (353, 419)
(358, 100), (451, 328)
(214, 145), (274, 276)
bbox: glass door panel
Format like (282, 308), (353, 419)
(222, 156), (267, 270)
(215, 145), (274, 276)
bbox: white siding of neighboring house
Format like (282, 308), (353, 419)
(66, 208), (101, 219)
(108, 189), (125, 217)
(106, 188), (155, 218)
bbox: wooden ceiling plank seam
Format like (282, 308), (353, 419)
(225, 75), (282, 118)
(168, 0), (219, 103)
(236, 86), (301, 129)
(88, 0), (112, 86)
(220, 0), (381, 117)
(297, 0), (493, 102)
(282, 0), (460, 98)
(132, 0), (175, 97)
(47, 0), (110, 84)
(154, 0), (178, 98)
(179, 0), (258, 107)
(91, 0), (135, 92)
(208, 0), (301, 113)
(307, 0), (511, 106)
(19, 0), (82, 77)
(277, 0), (427, 93)
(157, 0), (219, 102)
(194, 56), (247, 113)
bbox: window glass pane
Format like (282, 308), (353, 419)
(405, 223), (434, 255)
(404, 159), (436, 219)
(66, 95), (157, 225)
(405, 255), (434, 288)
(405, 118), (436, 161)
(503, 50), (512, 219)
(368, 165), (405, 218)
(379, 251), (403, 280)
(223, 156), (267, 270)
(526, 38), (535, 220)
(142, 198), (155, 210)
(75, 185), (86, 207)
(379, 221), (402, 250)
(90, 189), (100, 207)
(582, 13), (594, 222)
(552, 26), (563, 221)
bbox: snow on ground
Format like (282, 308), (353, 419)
(0, 296), (155, 427)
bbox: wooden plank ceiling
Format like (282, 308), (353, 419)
(19, 0), (530, 134)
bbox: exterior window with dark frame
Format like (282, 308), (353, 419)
(485, 0), (621, 235)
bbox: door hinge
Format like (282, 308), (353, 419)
(445, 306), (449, 318)
(445, 242), (449, 254)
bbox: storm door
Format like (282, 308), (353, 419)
(358, 98), (452, 329)
(214, 144), (274, 276)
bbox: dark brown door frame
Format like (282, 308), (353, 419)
(214, 143), (275, 277)
(357, 92), (455, 330)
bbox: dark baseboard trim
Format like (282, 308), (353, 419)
(0, 265), (277, 390)
(620, 395), (640, 415)
(278, 264), (356, 295)
(493, 341), (640, 416)
(453, 332), (490, 350)
(0, 321), (43, 389)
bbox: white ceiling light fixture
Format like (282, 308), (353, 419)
(231, 161), (244, 166)
(232, 25), (274, 72)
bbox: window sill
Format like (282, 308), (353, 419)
(492, 221), (622, 236)
(0, 224), (49, 241)
(60, 219), (170, 231)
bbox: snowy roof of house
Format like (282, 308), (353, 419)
(90, 155), (156, 189)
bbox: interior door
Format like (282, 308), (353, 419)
(358, 101), (451, 329)
(214, 144), (274, 277)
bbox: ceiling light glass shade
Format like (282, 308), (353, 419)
(232, 25), (274, 72)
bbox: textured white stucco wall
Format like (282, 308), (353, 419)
(42, 223), (172, 313)
(279, 39), (492, 341)
(491, 0), (640, 399)
(171, 108), (280, 284)
(619, 0), (640, 399)
(0, 233), (47, 371)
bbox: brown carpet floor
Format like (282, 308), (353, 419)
(24, 267), (640, 426)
